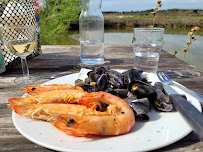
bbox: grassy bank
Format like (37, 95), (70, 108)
(103, 9), (203, 29)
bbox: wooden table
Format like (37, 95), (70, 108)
(0, 45), (203, 152)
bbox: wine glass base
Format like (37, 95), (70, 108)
(14, 76), (40, 85)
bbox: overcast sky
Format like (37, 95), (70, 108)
(102, 0), (203, 12)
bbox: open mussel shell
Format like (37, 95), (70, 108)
(128, 80), (150, 92)
(130, 82), (157, 102)
(94, 66), (107, 75)
(154, 89), (173, 112)
(153, 82), (173, 112)
(107, 69), (124, 88)
(122, 69), (142, 87)
(135, 114), (149, 121)
(106, 88), (129, 98)
(87, 71), (100, 82)
(126, 97), (150, 115)
(154, 82), (167, 95)
(75, 79), (93, 92)
(92, 74), (108, 92)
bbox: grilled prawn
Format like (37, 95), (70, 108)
(53, 92), (135, 137)
(9, 90), (87, 107)
(24, 84), (76, 95)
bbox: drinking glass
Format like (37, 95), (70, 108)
(132, 28), (164, 73)
(0, 26), (40, 84)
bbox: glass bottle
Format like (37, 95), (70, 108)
(79, 0), (104, 65)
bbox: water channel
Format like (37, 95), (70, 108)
(41, 27), (203, 70)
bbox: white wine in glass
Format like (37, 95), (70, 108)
(0, 26), (40, 84)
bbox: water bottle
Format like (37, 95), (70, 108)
(0, 49), (6, 74)
(79, 0), (104, 65)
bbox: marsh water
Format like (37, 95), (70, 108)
(41, 27), (203, 70)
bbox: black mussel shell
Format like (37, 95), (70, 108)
(92, 74), (108, 92)
(135, 114), (149, 121)
(95, 66), (107, 75)
(123, 69), (142, 86)
(154, 82), (167, 95)
(153, 82), (173, 112)
(85, 77), (91, 84)
(139, 85), (157, 104)
(128, 80), (149, 93)
(154, 89), (173, 112)
(109, 78), (121, 88)
(75, 79), (93, 92)
(127, 97), (150, 115)
(154, 82), (164, 90)
(107, 88), (128, 98)
(87, 71), (100, 82)
(107, 70), (124, 87)
(132, 87), (147, 99)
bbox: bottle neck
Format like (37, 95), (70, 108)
(81, 0), (102, 11)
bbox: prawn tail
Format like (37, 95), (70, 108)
(53, 114), (90, 137)
(8, 98), (24, 107)
(12, 104), (35, 115)
(13, 105), (26, 114)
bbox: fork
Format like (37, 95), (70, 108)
(157, 72), (203, 141)
(157, 72), (203, 105)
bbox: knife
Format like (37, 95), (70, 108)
(169, 94), (203, 141)
(162, 82), (203, 141)
(158, 81), (203, 140)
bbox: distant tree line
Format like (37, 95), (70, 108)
(103, 9), (203, 14)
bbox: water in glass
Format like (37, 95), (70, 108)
(133, 44), (161, 72)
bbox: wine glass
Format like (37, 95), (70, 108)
(0, 26), (40, 84)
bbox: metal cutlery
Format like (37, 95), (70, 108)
(157, 72), (203, 141)
(157, 72), (203, 105)
(169, 94), (203, 141)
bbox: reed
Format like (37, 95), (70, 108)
(149, 0), (162, 28)
(171, 27), (200, 61)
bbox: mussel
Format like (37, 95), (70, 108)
(129, 80), (157, 103)
(106, 88), (128, 98)
(75, 79), (93, 92)
(153, 82), (173, 112)
(92, 74), (108, 92)
(126, 97), (150, 115)
(123, 69), (142, 87)
(135, 114), (149, 121)
(107, 69), (124, 88)
(125, 97), (150, 121)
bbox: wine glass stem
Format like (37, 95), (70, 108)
(21, 57), (30, 79)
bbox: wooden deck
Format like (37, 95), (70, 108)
(0, 45), (203, 151)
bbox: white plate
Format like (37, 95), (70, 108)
(12, 72), (202, 152)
